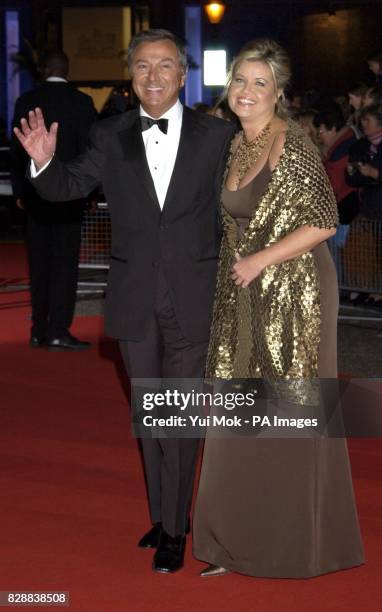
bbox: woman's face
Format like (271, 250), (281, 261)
(361, 113), (382, 137)
(228, 60), (279, 123)
(348, 93), (363, 111)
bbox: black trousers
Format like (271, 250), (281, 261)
(27, 214), (82, 339)
(119, 265), (209, 538)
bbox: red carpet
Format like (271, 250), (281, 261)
(1, 244), (381, 611)
(0, 242), (29, 287)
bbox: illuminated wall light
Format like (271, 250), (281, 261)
(203, 50), (227, 86)
(204, 2), (226, 25)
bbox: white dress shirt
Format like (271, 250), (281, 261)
(31, 100), (183, 210)
(140, 99), (183, 209)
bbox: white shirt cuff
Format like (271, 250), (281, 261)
(30, 157), (53, 177)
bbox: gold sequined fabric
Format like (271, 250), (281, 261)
(206, 120), (338, 381)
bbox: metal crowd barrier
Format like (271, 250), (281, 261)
(79, 206), (382, 318)
(327, 217), (381, 322)
(328, 217), (382, 295)
(78, 202), (110, 293)
(79, 202), (111, 270)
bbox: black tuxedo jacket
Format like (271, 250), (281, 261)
(11, 81), (97, 222)
(31, 107), (235, 341)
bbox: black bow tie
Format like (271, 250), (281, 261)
(140, 116), (168, 134)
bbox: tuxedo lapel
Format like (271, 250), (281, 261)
(117, 113), (160, 209)
(162, 107), (207, 213)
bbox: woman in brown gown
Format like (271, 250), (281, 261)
(193, 39), (364, 578)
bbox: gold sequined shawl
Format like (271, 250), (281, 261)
(206, 120), (338, 380)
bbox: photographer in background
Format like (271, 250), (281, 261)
(346, 104), (382, 307)
(347, 104), (382, 214)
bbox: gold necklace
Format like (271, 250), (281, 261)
(231, 122), (271, 186)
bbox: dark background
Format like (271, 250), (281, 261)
(1, 1), (382, 102)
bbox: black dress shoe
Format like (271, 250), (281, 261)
(138, 522), (162, 549)
(29, 336), (46, 348)
(152, 530), (186, 574)
(47, 332), (91, 351)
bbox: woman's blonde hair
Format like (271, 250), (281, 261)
(225, 38), (291, 119)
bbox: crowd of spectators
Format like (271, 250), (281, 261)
(291, 53), (382, 307)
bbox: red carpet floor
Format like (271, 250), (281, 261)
(1, 244), (381, 611)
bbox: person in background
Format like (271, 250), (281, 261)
(315, 105), (359, 224)
(347, 83), (368, 138)
(314, 105), (359, 293)
(208, 98), (240, 127)
(301, 88), (331, 113)
(289, 91), (302, 117)
(10, 50), (97, 350)
(364, 84), (382, 108)
(367, 51), (382, 85)
(296, 108), (320, 149)
(346, 104), (382, 307)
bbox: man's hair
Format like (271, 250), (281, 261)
(313, 104), (345, 132)
(40, 51), (69, 78)
(126, 29), (188, 73)
(348, 82), (368, 98)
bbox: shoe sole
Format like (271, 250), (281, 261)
(152, 565), (183, 574)
(47, 346), (91, 351)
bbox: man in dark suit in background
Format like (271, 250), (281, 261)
(11, 51), (97, 350)
(14, 30), (235, 573)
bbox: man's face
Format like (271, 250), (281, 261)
(130, 39), (186, 117)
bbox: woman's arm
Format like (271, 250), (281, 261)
(232, 224), (335, 288)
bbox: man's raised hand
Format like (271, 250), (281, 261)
(13, 107), (58, 170)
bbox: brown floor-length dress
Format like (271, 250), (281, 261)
(193, 142), (365, 578)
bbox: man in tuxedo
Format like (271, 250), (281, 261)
(14, 29), (235, 573)
(11, 51), (97, 350)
